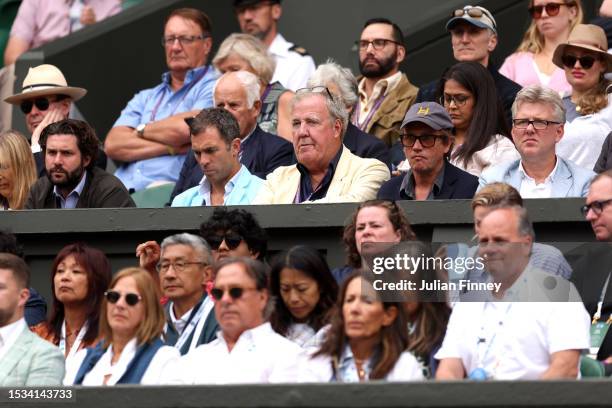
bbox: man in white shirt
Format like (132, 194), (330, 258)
(233, 0), (315, 91)
(0, 253), (64, 386)
(479, 85), (595, 197)
(164, 257), (304, 384)
(436, 206), (590, 380)
(137, 233), (218, 355)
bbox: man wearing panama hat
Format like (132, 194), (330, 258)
(4, 64), (106, 176)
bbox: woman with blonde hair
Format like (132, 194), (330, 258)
(500, 0), (582, 94)
(213, 33), (293, 141)
(553, 24), (612, 169)
(63, 267), (179, 385)
(0, 130), (36, 210)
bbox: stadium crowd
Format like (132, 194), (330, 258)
(1, 0), (612, 387)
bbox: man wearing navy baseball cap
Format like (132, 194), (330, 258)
(377, 102), (478, 200)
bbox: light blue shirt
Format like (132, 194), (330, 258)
(52, 171), (87, 209)
(113, 65), (218, 191)
(334, 344), (374, 382)
(171, 165), (263, 207)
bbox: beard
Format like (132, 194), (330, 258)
(45, 164), (85, 191)
(359, 49), (398, 78)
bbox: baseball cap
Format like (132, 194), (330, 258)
(446, 5), (497, 34)
(401, 102), (454, 131)
(233, 0), (281, 7)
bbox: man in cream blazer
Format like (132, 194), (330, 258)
(0, 254), (64, 386)
(254, 88), (390, 204)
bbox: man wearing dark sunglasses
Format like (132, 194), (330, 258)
(164, 257), (304, 384)
(3, 64), (107, 177)
(415, 5), (521, 129)
(377, 102), (477, 201)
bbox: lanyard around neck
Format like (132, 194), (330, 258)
(149, 66), (209, 122)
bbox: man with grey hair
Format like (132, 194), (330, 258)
(136, 232), (219, 355)
(254, 88), (390, 203)
(307, 61), (391, 169)
(169, 70), (293, 202)
(171, 107), (263, 206)
(478, 85), (595, 197)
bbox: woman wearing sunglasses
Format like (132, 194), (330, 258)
(332, 200), (416, 284)
(436, 62), (518, 176)
(500, 0), (582, 94)
(304, 272), (424, 382)
(269, 246), (338, 347)
(552, 24), (612, 170)
(64, 267), (179, 385)
(32, 243), (111, 364)
(0, 130), (37, 210)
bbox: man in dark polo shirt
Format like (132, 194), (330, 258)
(377, 102), (477, 200)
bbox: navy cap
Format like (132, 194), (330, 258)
(401, 102), (454, 131)
(446, 5), (497, 34)
(233, 0), (281, 7)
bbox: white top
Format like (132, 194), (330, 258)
(302, 348), (425, 382)
(518, 157), (559, 198)
(0, 318), (26, 362)
(163, 322), (306, 384)
(449, 134), (519, 176)
(532, 59), (552, 86)
(286, 323), (329, 348)
(269, 33), (315, 91)
(435, 300), (590, 380)
(63, 338), (180, 385)
(557, 95), (612, 170)
(169, 305), (193, 335)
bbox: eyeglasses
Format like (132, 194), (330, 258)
(156, 260), (206, 273)
(20, 97), (53, 114)
(104, 290), (142, 306)
(512, 118), (560, 130)
(561, 54), (598, 70)
(207, 233), (243, 250)
(528, 2), (573, 19)
(440, 94), (470, 107)
(452, 7), (497, 28)
(210, 286), (257, 301)
(357, 39), (400, 51)
(161, 35), (208, 47)
(400, 134), (446, 148)
(581, 199), (612, 217)
(295, 86), (334, 100)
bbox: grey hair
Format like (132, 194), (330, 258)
(212, 33), (276, 84)
(213, 71), (261, 109)
(511, 84), (566, 123)
(161, 233), (213, 265)
(307, 59), (358, 110)
(291, 90), (349, 136)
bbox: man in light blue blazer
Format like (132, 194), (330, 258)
(0, 254), (64, 386)
(171, 108), (263, 206)
(479, 85), (594, 197)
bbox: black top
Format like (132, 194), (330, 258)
(342, 123), (391, 170)
(296, 147), (342, 203)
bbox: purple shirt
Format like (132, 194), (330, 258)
(10, 0), (121, 49)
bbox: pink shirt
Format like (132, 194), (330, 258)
(10, 0), (121, 49)
(500, 52), (571, 96)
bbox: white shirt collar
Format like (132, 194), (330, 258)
(198, 165), (246, 205)
(216, 321), (272, 352)
(357, 70), (402, 101)
(169, 304), (193, 334)
(518, 156), (559, 183)
(268, 33), (290, 57)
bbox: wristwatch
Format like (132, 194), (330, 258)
(136, 123), (147, 138)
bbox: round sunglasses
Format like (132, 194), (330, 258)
(210, 286), (256, 301)
(207, 233), (243, 250)
(104, 290), (142, 306)
(20, 97), (53, 114)
(528, 2), (573, 19)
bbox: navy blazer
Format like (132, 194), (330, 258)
(377, 160), (478, 200)
(343, 123), (391, 170)
(169, 126), (294, 201)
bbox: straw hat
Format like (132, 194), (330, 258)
(552, 24), (612, 73)
(4, 64), (87, 105)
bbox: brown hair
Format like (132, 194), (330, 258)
(0, 130), (37, 209)
(0, 252), (29, 289)
(99, 267), (165, 347)
(315, 272), (408, 380)
(471, 182), (523, 210)
(343, 200), (416, 268)
(48, 243), (112, 345)
(165, 8), (212, 36)
(516, 0), (583, 54)
(574, 74), (611, 116)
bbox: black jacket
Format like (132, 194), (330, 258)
(377, 160), (478, 200)
(415, 64), (521, 130)
(25, 167), (135, 209)
(594, 131), (612, 173)
(343, 123), (391, 170)
(169, 126), (294, 202)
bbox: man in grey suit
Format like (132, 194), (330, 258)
(479, 85), (594, 198)
(0, 253), (64, 386)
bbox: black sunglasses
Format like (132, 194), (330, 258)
(210, 287), (254, 301)
(104, 290), (142, 306)
(400, 134), (446, 148)
(207, 233), (243, 250)
(20, 97), (52, 114)
(561, 54), (598, 70)
(528, 2), (573, 19)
